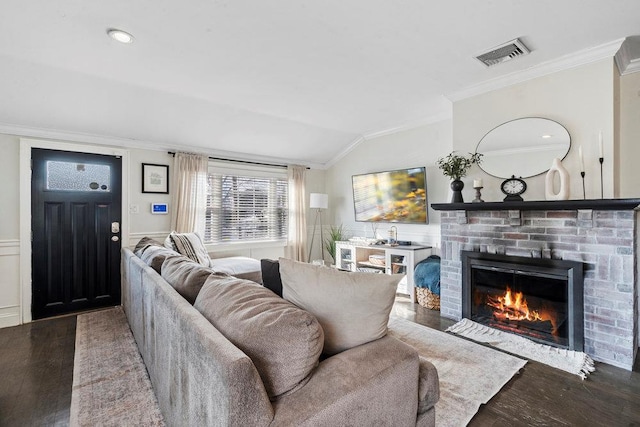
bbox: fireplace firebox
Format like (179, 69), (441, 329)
(461, 251), (584, 351)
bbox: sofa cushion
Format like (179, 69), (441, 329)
(279, 257), (400, 356)
(194, 275), (324, 400)
(133, 236), (164, 256)
(166, 231), (211, 266)
(260, 259), (282, 297)
(161, 256), (225, 304)
(138, 245), (178, 274)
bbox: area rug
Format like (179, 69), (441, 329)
(71, 307), (525, 427)
(70, 307), (165, 426)
(446, 318), (595, 379)
(388, 316), (527, 427)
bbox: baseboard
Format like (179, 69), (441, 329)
(0, 306), (20, 328)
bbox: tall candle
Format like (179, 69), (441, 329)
(473, 178), (483, 188)
(598, 131), (603, 158)
(579, 146), (584, 172)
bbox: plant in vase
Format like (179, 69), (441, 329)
(323, 224), (350, 265)
(436, 152), (483, 203)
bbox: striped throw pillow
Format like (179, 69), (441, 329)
(168, 232), (210, 266)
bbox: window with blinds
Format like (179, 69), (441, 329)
(204, 172), (288, 244)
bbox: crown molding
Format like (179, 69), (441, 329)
(361, 111), (452, 140)
(0, 121), (323, 169)
(322, 135), (366, 169)
(0, 121), (159, 150)
(447, 38), (626, 102)
(322, 110), (453, 169)
(615, 36), (640, 75)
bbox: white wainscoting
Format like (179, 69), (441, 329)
(0, 240), (21, 328)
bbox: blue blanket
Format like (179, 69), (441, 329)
(414, 255), (440, 295)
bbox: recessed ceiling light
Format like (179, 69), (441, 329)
(107, 28), (134, 44)
(541, 134), (552, 139)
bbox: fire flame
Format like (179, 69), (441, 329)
(487, 287), (543, 322)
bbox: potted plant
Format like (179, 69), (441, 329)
(437, 152), (483, 203)
(324, 224), (350, 264)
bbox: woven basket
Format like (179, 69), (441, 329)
(416, 287), (440, 310)
(368, 254), (386, 266)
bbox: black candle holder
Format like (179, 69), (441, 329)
(599, 157), (604, 199)
(580, 171), (586, 200)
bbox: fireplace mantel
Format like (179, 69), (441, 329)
(431, 198), (640, 212)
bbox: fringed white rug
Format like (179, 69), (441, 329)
(388, 317), (526, 427)
(446, 318), (595, 379)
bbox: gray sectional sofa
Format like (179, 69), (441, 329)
(122, 243), (439, 426)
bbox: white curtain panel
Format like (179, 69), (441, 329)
(284, 165), (307, 262)
(170, 152), (209, 234)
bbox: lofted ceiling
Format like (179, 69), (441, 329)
(0, 1), (639, 168)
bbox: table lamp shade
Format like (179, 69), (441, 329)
(309, 193), (328, 209)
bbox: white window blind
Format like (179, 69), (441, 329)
(204, 171), (288, 244)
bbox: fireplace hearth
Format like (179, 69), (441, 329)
(462, 251), (584, 351)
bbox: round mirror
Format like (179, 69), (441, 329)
(476, 118), (571, 179)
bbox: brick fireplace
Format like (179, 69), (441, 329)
(432, 199), (639, 370)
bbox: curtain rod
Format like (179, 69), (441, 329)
(167, 152), (309, 169)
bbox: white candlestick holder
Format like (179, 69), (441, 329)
(472, 186), (484, 203)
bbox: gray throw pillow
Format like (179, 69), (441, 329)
(194, 275), (324, 400)
(138, 245), (178, 274)
(133, 236), (164, 256)
(279, 257), (400, 356)
(161, 256), (225, 304)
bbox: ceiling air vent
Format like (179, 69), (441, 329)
(476, 38), (530, 67)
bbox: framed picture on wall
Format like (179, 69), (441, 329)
(142, 163), (169, 194)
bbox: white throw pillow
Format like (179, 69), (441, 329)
(166, 231), (210, 266)
(279, 257), (400, 356)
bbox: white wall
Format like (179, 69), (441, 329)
(0, 135), (20, 327)
(325, 119), (453, 256)
(453, 59), (617, 202)
(127, 149), (174, 245)
(618, 70), (640, 198)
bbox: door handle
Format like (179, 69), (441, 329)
(111, 236), (119, 242)
(111, 222), (120, 233)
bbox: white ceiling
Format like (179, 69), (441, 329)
(0, 1), (639, 168)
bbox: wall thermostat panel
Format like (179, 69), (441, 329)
(151, 202), (168, 214)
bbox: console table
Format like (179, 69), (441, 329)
(334, 241), (432, 303)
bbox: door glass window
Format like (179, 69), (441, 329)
(46, 161), (111, 192)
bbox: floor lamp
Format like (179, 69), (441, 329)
(307, 193), (328, 263)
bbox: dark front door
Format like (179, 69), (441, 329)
(31, 148), (122, 319)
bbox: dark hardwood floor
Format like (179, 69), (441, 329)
(0, 314), (76, 426)
(0, 299), (638, 426)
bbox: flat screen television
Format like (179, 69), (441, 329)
(352, 167), (428, 224)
